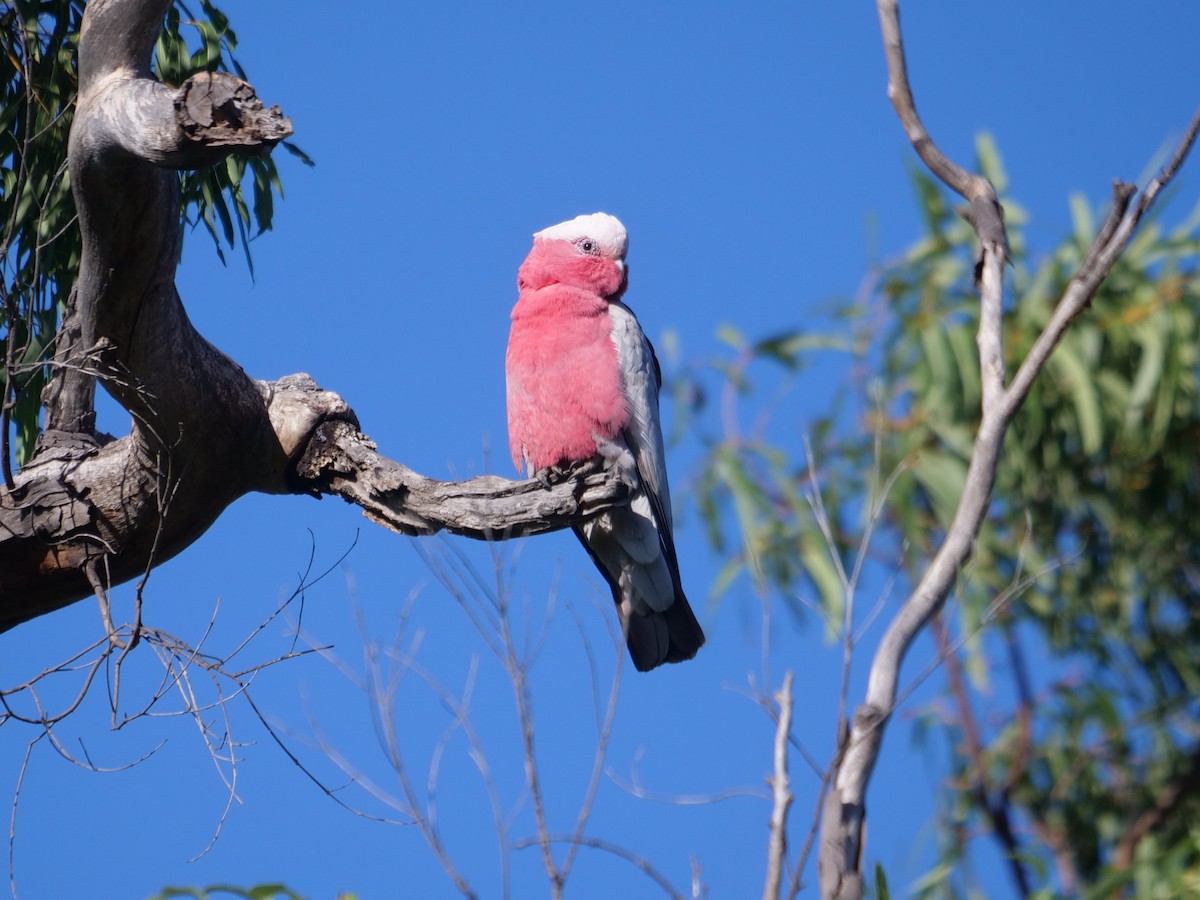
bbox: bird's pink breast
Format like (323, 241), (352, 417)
(506, 284), (628, 473)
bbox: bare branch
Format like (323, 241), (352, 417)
(763, 671), (794, 900)
(295, 419), (632, 541)
(877, 2), (967, 197)
(611, 751), (768, 806)
(9, 734), (40, 900)
(512, 835), (685, 900)
(2, 372), (631, 633)
(875, 0), (1007, 263)
(560, 593), (625, 887)
(503, 594), (559, 894)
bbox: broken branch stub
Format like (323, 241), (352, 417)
(177, 71), (292, 150)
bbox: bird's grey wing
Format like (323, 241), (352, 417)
(608, 301), (673, 529)
(607, 301), (685, 597)
(578, 301), (704, 671)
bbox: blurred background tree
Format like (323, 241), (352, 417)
(684, 135), (1200, 896)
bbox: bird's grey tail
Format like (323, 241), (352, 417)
(625, 592), (705, 672)
(572, 525), (705, 672)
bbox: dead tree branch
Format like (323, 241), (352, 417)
(818, 2), (1200, 896)
(295, 419), (629, 541)
(0, 0), (631, 634)
(763, 671), (794, 900)
(512, 835), (685, 900)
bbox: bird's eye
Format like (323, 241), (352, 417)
(578, 239), (596, 254)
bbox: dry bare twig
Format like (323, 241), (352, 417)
(1, 532), (349, 896)
(297, 538), (650, 900)
(611, 747), (769, 806)
(763, 671), (794, 900)
(511, 834), (686, 900)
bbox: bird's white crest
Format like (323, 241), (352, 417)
(534, 212), (628, 260)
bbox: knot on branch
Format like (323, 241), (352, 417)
(176, 71), (293, 150)
(852, 701), (888, 735)
(260, 373), (359, 464)
(958, 191), (1009, 282)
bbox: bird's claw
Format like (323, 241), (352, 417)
(534, 463), (571, 491)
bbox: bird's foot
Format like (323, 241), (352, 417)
(534, 463), (573, 491)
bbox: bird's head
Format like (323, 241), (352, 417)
(518, 212), (629, 299)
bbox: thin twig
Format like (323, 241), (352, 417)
(512, 835), (685, 900)
(930, 615), (1030, 898)
(561, 592), (625, 886)
(763, 672), (794, 900)
(612, 752), (769, 805)
(8, 733), (42, 900)
(505, 615), (560, 894)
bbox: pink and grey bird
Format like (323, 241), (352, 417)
(505, 212), (705, 671)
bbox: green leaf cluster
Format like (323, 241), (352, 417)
(886, 148), (1200, 893)
(896, 142), (1200, 888)
(149, 885), (312, 900)
(0, 0), (85, 462)
(158, 2), (314, 273)
(0, 0), (307, 463)
(673, 321), (856, 625)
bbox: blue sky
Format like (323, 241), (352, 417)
(3, 2), (1200, 898)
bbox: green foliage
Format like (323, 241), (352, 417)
(686, 134), (1200, 891)
(879, 144), (1200, 891)
(674, 318), (855, 622)
(874, 862), (891, 900)
(0, 0), (307, 464)
(149, 885), (307, 900)
(0, 0), (84, 463)
(157, 2), (314, 273)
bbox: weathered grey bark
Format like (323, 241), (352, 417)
(0, 0), (628, 634)
(296, 419), (629, 540)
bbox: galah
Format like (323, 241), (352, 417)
(505, 212), (705, 671)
